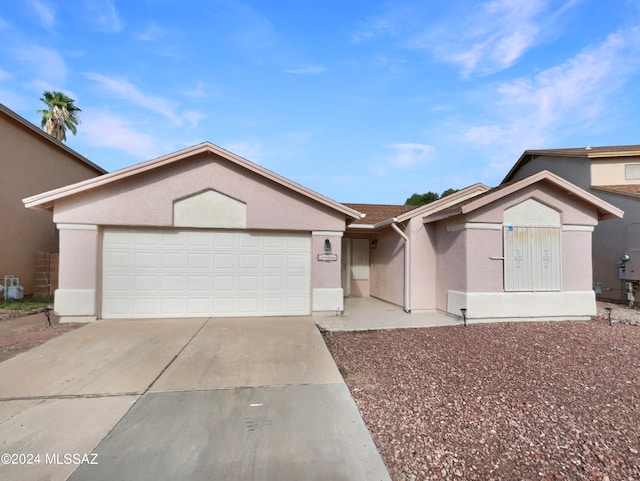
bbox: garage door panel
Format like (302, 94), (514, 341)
(215, 254), (236, 269)
(135, 275), (159, 292)
(102, 229), (310, 318)
(188, 276), (209, 291)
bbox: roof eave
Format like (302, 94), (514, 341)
(1, 103), (106, 175)
(467, 170), (624, 219)
(24, 141), (364, 220)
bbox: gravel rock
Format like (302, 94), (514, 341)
(324, 314), (640, 481)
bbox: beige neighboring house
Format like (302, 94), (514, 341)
(25, 140), (621, 323)
(503, 145), (640, 303)
(0, 103), (106, 297)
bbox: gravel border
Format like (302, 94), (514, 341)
(324, 316), (640, 481)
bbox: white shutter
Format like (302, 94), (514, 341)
(504, 226), (561, 291)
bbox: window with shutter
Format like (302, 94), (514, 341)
(504, 226), (561, 291)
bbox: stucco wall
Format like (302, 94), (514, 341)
(53, 153), (345, 232)
(591, 158), (640, 185)
(435, 221), (467, 311)
(508, 156), (637, 300)
(51, 152), (350, 319)
(407, 218), (437, 310)
(465, 184), (598, 227)
(436, 185), (600, 318)
(0, 111), (103, 295)
(368, 229), (405, 306)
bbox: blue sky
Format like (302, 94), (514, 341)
(2, 1), (640, 203)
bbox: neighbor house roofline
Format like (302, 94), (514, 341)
(1, 103), (106, 175)
(502, 144), (640, 184)
(424, 170), (624, 224)
(23, 141), (364, 220)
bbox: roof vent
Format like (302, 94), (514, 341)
(585, 142), (592, 150)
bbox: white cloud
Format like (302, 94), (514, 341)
(284, 65), (327, 75)
(461, 26), (640, 177)
(355, 0), (579, 76)
(135, 21), (168, 42)
(77, 0), (123, 33)
(84, 73), (179, 121)
(223, 139), (264, 163)
(387, 143), (435, 168)
(183, 110), (205, 127)
(14, 44), (67, 84)
(81, 111), (159, 159)
(29, 0), (56, 30)
(416, 0), (552, 76)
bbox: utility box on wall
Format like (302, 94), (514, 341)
(624, 251), (640, 281)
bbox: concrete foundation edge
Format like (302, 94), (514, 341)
(447, 290), (596, 320)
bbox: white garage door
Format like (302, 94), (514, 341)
(102, 229), (311, 318)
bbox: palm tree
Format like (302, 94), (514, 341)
(36, 91), (81, 142)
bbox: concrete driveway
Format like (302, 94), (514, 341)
(0, 317), (390, 481)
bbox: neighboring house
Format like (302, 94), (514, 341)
(0, 103), (106, 297)
(502, 145), (640, 303)
(25, 142), (622, 323)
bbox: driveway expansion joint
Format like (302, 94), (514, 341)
(0, 392), (142, 402)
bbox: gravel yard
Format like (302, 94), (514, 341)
(324, 313), (640, 481)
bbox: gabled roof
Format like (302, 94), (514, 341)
(23, 141), (364, 220)
(344, 183), (490, 230)
(502, 144), (640, 183)
(423, 170), (624, 223)
(0, 103), (106, 175)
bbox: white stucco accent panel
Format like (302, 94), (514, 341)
(56, 224), (98, 231)
(504, 198), (560, 226)
(562, 225), (594, 232)
(447, 290), (595, 321)
(173, 190), (246, 228)
(447, 223), (502, 232)
(312, 288), (344, 312)
(54, 289), (96, 321)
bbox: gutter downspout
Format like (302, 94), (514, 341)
(391, 221), (411, 313)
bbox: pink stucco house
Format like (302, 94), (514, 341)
(24, 142), (622, 323)
(503, 145), (640, 304)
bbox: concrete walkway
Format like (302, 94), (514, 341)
(315, 296), (462, 331)
(0, 317), (390, 481)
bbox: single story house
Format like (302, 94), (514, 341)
(24, 142), (622, 323)
(502, 145), (640, 304)
(1, 103), (106, 297)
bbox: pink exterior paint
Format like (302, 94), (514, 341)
(46, 150), (353, 318)
(58, 228), (98, 289)
(312, 234), (343, 288)
(464, 184), (598, 227)
(368, 230), (403, 304)
(54, 154), (345, 231)
(435, 221), (467, 311)
(407, 217), (437, 310)
(464, 228), (504, 293)
(562, 230), (594, 291)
